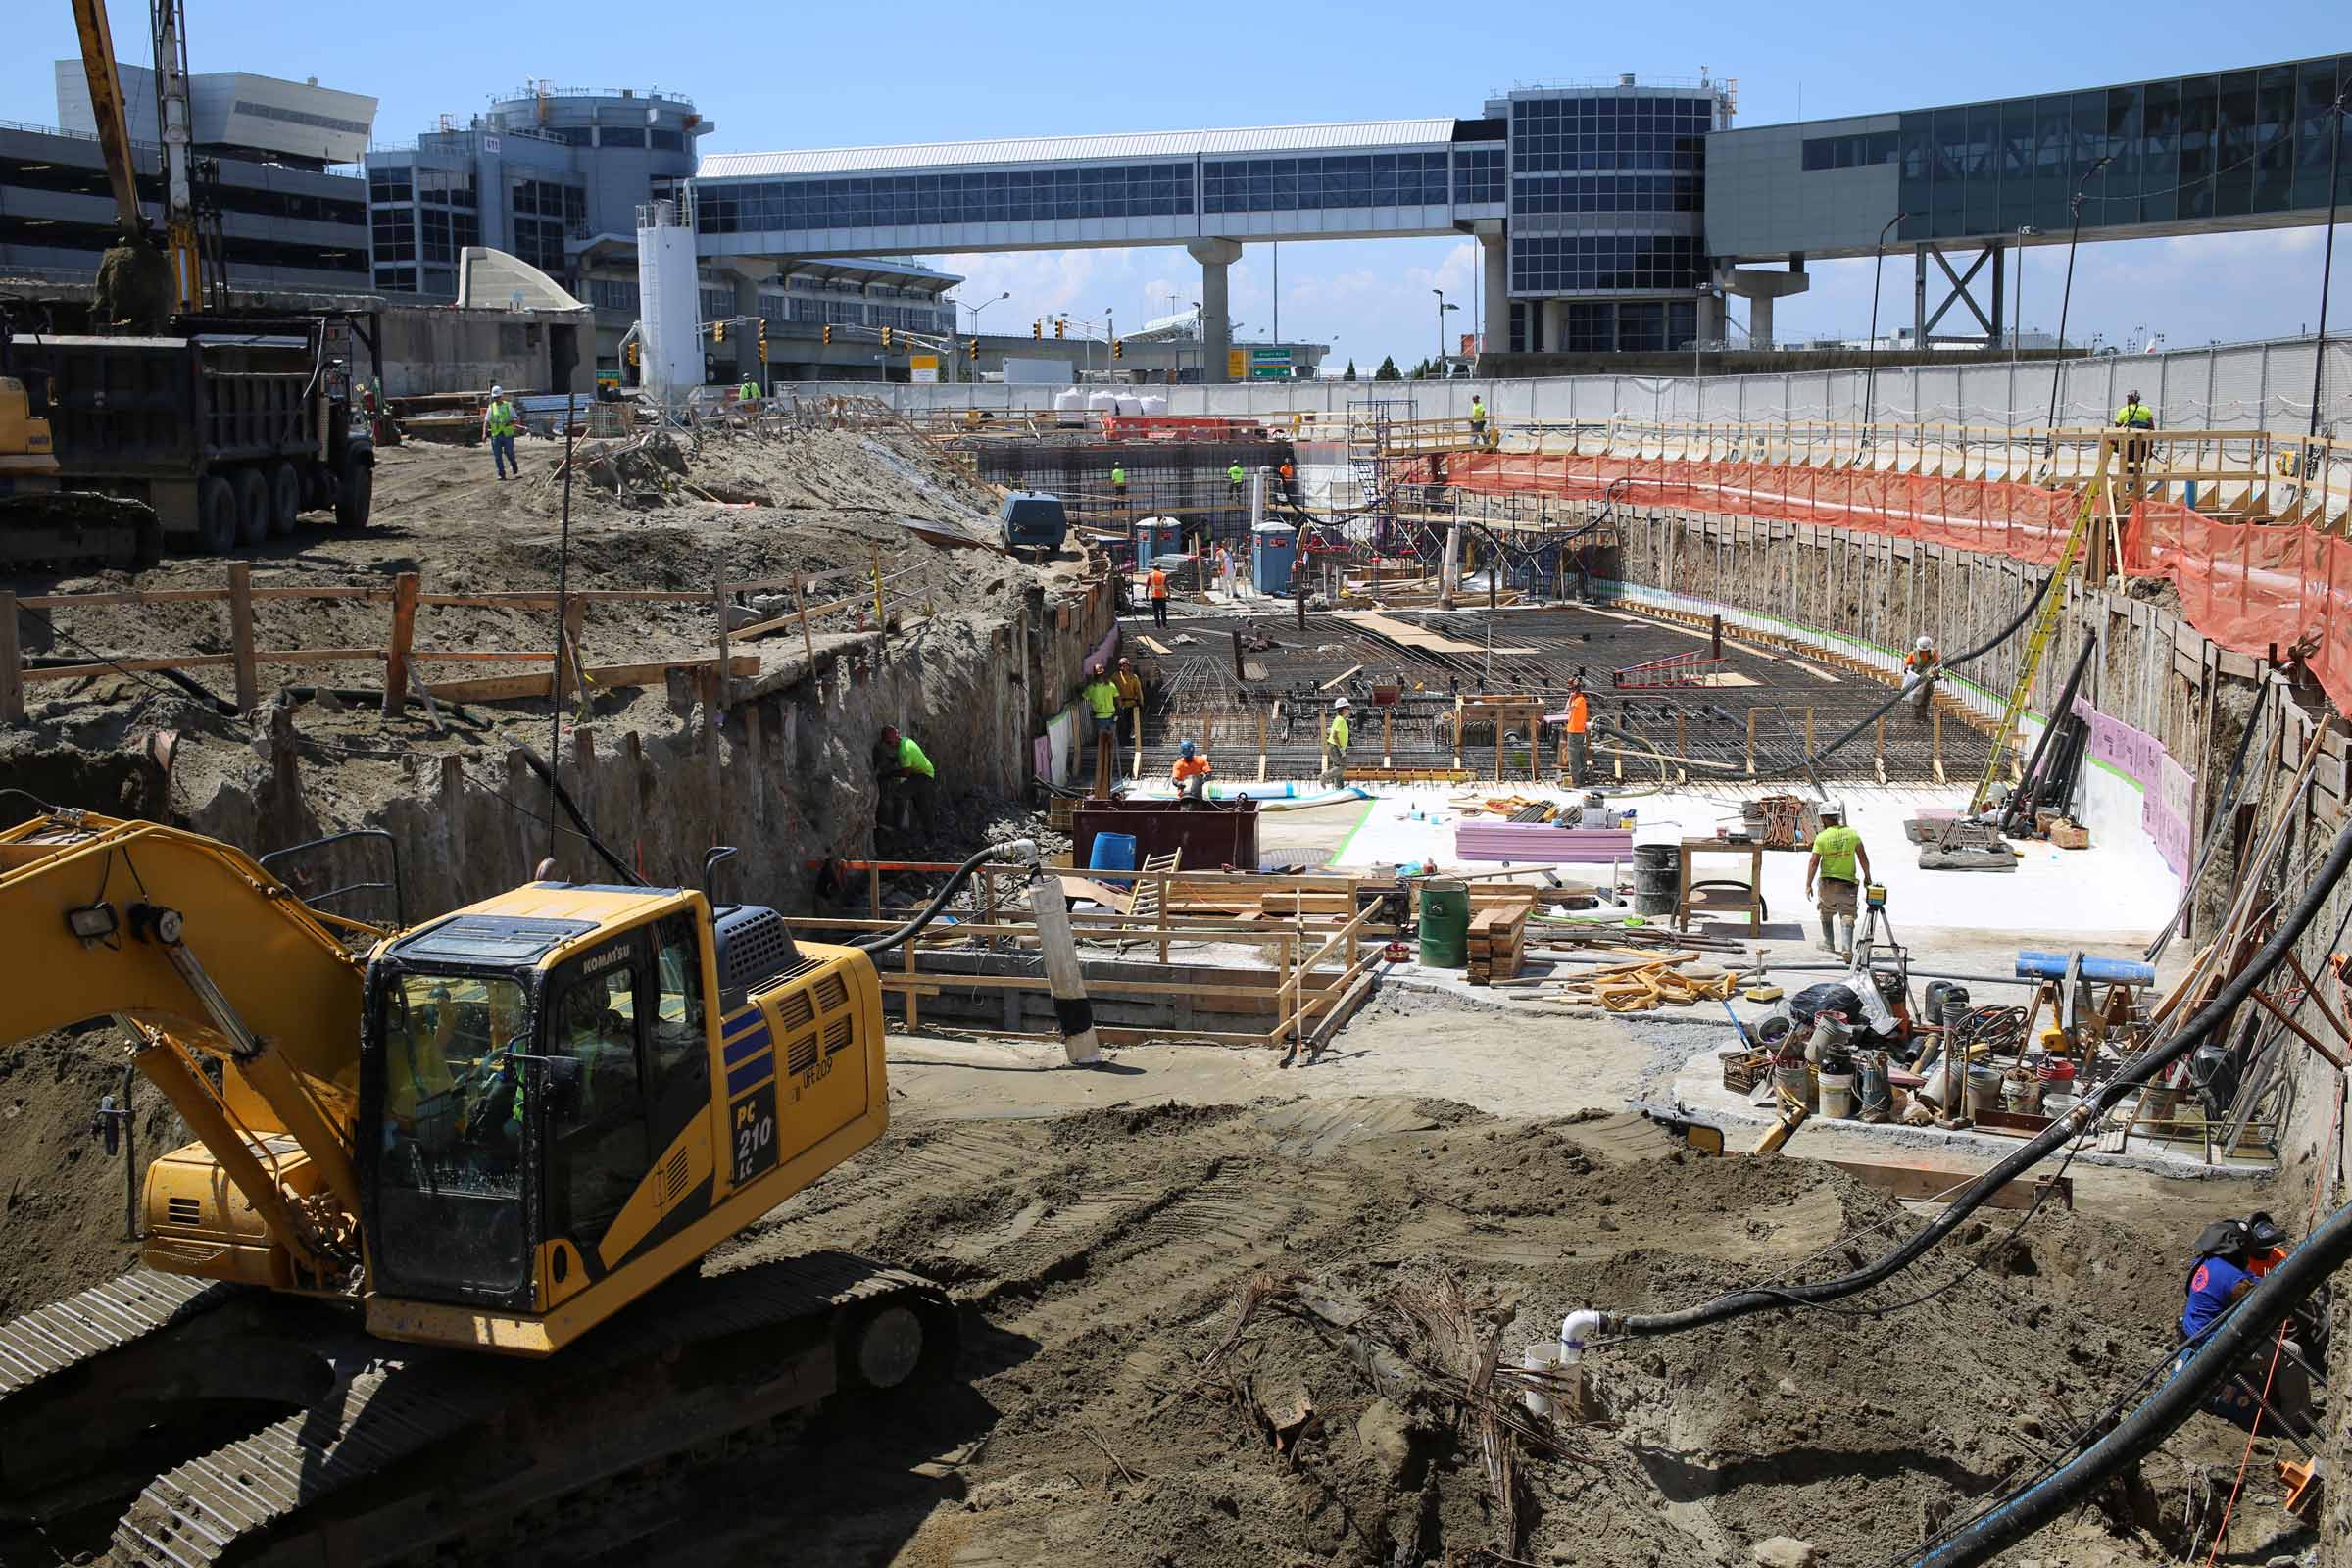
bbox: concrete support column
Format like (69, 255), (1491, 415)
(1189, 238), (1243, 384)
(1542, 299), (1567, 354)
(1748, 293), (1774, 351)
(733, 274), (761, 387)
(1477, 223), (1507, 361)
(1699, 266), (1730, 344)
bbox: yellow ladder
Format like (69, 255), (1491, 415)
(1967, 465), (2107, 812)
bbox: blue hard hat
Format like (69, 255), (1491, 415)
(1180, 739), (1197, 756)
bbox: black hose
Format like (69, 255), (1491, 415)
(1999, 633), (2097, 834)
(855, 839), (1035, 956)
(1798, 565), (2059, 770)
(2145, 679), (2272, 964)
(513, 745), (643, 886)
(1606, 814), (2352, 1338)
(1913, 1195), (2352, 1567)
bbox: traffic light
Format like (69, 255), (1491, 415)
(758, 319), (769, 361)
(1112, 337), (1124, 360)
(967, 337), (980, 359)
(1054, 318), (1065, 339)
(712, 319), (725, 344)
(880, 325), (895, 350)
(822, 323), (833, 346)
(1032, 319), (1042, 340)
(625, 340), (640, 368)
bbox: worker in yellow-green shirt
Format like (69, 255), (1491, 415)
(875, 724), (937, 833)
(1228, 462), (1246, 498)
(483, 385), (520, 481)
(1083, 662), (1121, 797)
(1323, 697), (1352, 788)
(1804, 803), (1871, 956)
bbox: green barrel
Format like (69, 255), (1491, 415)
(1418, 878), (1471, 968)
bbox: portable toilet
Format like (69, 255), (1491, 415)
(1135, 515), (1184, 570)
(1251, 519), (1298, 595)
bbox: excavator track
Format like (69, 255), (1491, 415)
(0, 1268), (241, 1402)
(100, 1251), (952, 1567)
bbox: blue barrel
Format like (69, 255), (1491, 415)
(1252, 520), (1298, 595)
(1089, 830), (1138, 890)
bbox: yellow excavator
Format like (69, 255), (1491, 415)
(0, 803), (1027, 1564)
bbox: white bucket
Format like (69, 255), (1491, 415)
(1818, 1069), (1856, 1119)
(1522, 1342), (1561, 1417)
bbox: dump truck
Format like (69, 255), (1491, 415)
(3, 309), (380, 567)
(0, 806), (1021, 1563)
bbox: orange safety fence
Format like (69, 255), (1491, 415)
(1430, 451), (2352, 713)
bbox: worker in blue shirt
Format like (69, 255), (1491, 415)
(2180, 1212), (2316, 1437)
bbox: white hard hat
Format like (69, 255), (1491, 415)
(1333, 697), (1351, 710)
(1916, 635), (1934, 651)
(490, 384), (504, 396)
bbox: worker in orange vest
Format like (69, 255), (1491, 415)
(1147, 562), (1170, 628)
(1564, 680), (1592, 784)
(1170, 738), (1213, 802)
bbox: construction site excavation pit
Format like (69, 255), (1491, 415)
(0, 411), (2336, 1568)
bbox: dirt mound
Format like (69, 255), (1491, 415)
(689, 1101), (2234, 1568)
(0, 1028), (187, 1319)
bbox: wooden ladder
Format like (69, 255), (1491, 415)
(1120, 850), (1183, 955)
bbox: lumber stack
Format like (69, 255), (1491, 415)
(1465, 899), (1531, 985)
(1550, 952), (1738, 1011)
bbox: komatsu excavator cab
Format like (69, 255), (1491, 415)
(356, 883), (882, 1354)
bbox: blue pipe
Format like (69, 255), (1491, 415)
(2015, 950), (2156, 986)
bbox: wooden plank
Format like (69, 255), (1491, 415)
(228, 563), (260, 715)
(380, 569), (418, 718)
(426, 654), (760, 703)
(1809, 1156), (2072, 1212)
(0, 591), (20, 722)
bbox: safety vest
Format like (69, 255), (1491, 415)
(2114, 402), (2154, 430)
(1471, 400), (1486, 420)
(740, 380), (759, 401)
(486, 399), (517, 437)
(1148, 569), (1167, 600)
(1085, 680), (1118, 719)
(1111, 466), (1127, 486)
(1566, 692), (1591, 733)
(1228, 465), (1245, 485)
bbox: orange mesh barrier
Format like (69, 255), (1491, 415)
(1436, 452), (2352, 711)
(1432, 452), (2081, 563)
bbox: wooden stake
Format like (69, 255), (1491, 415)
(712, 569), (732, 710)
(0, 590), (20, 723)
(1933, 709), (1946, 784)
(1257, 709), (1268, 782)
(228, 563), (259, 715)
(381, 570), (419, 717)
(797, 574), (814, 670)
(552, 595), (587, 707)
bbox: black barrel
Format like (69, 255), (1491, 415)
(1632, 842), (1678, 916)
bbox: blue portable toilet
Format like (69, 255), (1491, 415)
(1251, 519), (1298, 595)
(1136, 515), (1184, 571)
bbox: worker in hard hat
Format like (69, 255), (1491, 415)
(483, 385), (521, 481)
(1563, 678), (1593, 784)
(1083, 662), (1120, 798)
(1804, 803), (1871, 956)
(1901, 635), (1941, 724)
(1171, 738), (1213, 802)
(1323, 697), (1352, 788)
(1228, 461), (1247, 499)
(2180, 1211), (2318, 1440)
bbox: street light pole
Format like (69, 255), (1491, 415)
(2042, 155), (2114, 448)
(1861, 211), (1910, 457)
(1433, 288), (1446, 369)
(2010, 226), (2038, 364)
(960, 289), (1009, 383)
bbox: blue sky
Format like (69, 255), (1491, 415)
(10, 1), (2349, 371)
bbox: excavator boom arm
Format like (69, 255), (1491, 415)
(0, 808), (374, 1281)
(67, 0), (145, 236)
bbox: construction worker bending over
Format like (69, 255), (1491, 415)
(1902, 635), (1940, 723)
(1083, 663), (1121, 797)
(1171, 739), (1213, 802)
(2114, 388), (2156, 475)
(484, 386), (521, 481)
(1147, 563), (1170, 628)
(1323, 698), (1353, 788)
(874, 724), (937, 833)
(1564, 680), (1592, 784)
(2180, 1211), (2318, 1440)
(1804, 804), (1870, 956)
